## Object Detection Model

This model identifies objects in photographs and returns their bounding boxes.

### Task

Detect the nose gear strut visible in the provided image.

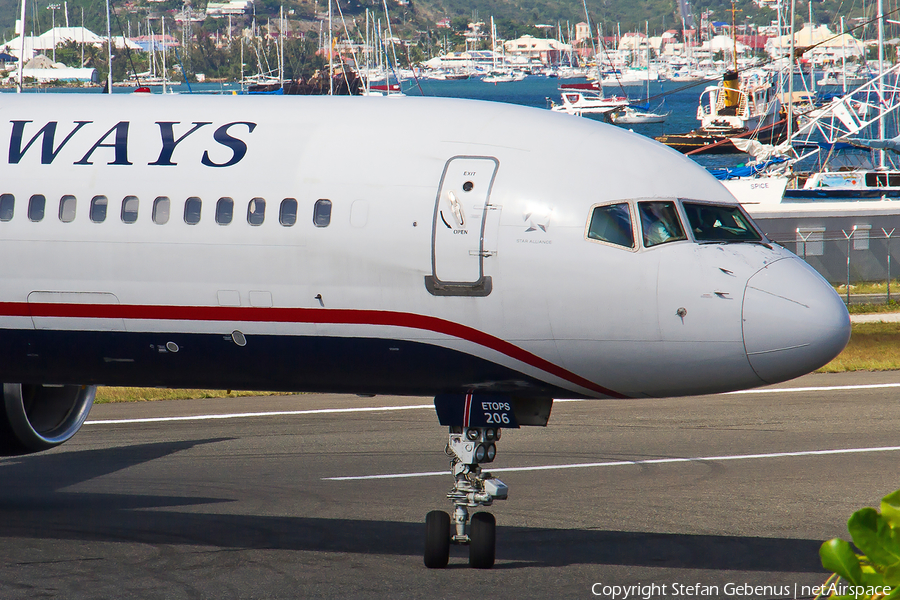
[424,394,552,569]
[424,426,507,569]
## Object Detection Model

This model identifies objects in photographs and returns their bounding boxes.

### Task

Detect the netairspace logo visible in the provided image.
[590,582,895,599]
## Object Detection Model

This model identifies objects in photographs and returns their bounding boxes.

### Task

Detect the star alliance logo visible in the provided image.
[523,209,553,233]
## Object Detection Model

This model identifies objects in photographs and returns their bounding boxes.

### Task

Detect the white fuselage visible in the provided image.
[0,94,849,400]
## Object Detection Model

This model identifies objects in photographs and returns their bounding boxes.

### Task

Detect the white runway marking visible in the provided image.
[728,382,900,394]
[323,445,900,481]
[85,404,434,425]
[83,382,900,425]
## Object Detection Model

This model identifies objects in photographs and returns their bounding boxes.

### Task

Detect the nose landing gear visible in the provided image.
[424,394,552,569]
[423,425,507,569]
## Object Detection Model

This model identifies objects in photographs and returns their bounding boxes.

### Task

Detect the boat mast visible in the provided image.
[365,8,370,94]
[645,20,650,104]
[17,0,26,92]
[491,16,495,72]
[162,17,167,93]
[580,0,596,76]
[878,0,885,168]
[279,5,283,85]
[776,0,782,97]
[106,0,112,94]
[148,15,154,78]
[787,0,796,144]
[841,16,847,94]
[381,0,401,89]
[328,0,333,95]
[729,1,739,72]
[809,1,815,97]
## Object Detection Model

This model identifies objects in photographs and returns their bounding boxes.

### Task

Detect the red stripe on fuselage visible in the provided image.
[0,302,626,398]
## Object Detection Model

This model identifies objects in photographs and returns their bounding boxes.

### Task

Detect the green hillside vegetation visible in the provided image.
[0,0,890,82]
[2,0,883,45]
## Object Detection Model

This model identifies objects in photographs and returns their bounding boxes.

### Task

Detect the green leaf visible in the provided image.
[884,563,900,587]
[883,491,900,529]
[861,570,887,588]
[849,508,900,569]
[821,538,864,585]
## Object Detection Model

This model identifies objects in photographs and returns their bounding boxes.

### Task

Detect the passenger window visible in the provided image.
[59,195,77,223]
[638,201,686,248]
[152,196,170,224]
[587,203,634,249]
[184,197,202,225]
[28,194,46,222]
[216,197,233,225]
[280,198,298,226]
[121,196,139,224]
[682,201,762,242]
[0,194,14,221]
[247,197,265,226]
[313,199,332,227]
[90,195,108,223]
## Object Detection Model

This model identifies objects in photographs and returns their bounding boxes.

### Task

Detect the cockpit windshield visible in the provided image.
[682,202,762,242]
[638,201,687,247]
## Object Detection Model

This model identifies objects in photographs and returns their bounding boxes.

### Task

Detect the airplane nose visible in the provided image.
[743,257,851,384]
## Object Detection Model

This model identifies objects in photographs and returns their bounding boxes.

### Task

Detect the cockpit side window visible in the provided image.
[638,201,686,248]
[587,203,634,249]
[682,201,762,242]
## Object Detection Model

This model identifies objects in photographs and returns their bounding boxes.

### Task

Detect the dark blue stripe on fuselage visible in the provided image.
[0,329,576,398]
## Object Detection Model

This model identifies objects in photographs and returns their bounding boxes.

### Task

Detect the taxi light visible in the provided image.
[475,444,487,462]
[486,444,496,462]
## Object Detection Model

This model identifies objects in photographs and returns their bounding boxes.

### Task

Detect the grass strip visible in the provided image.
[95,388,294,404]
[819,322,900,372]
[848,302,900,314]
[835,280,900,295]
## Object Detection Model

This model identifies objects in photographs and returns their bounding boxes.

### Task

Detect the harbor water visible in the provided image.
[3,77,732,168]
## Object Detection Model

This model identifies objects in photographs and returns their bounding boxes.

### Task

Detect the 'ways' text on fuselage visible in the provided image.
[7,120,257,168]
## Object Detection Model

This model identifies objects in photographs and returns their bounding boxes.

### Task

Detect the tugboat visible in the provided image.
[656,70,788,154]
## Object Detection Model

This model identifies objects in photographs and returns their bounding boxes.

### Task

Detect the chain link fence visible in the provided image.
[766,226,899,304]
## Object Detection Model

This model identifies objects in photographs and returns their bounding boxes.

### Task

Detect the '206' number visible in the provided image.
[485,412,510,424]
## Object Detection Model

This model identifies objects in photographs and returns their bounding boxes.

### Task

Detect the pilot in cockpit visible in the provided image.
[639,201,685,247]
[692,205,722,237]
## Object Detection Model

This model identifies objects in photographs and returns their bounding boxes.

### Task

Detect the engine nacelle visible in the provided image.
[0,384,96,456]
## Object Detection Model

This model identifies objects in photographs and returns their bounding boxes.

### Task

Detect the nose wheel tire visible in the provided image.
[468,511,496,569]
[424,510,451,568]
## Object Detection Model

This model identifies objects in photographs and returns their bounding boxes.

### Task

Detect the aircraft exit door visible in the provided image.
[426,156,499,297]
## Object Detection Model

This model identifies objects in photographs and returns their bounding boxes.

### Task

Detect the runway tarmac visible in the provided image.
[2,371,900,599]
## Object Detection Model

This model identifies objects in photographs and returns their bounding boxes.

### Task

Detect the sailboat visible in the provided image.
[609,22,669,125]
[610,106,669,124]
